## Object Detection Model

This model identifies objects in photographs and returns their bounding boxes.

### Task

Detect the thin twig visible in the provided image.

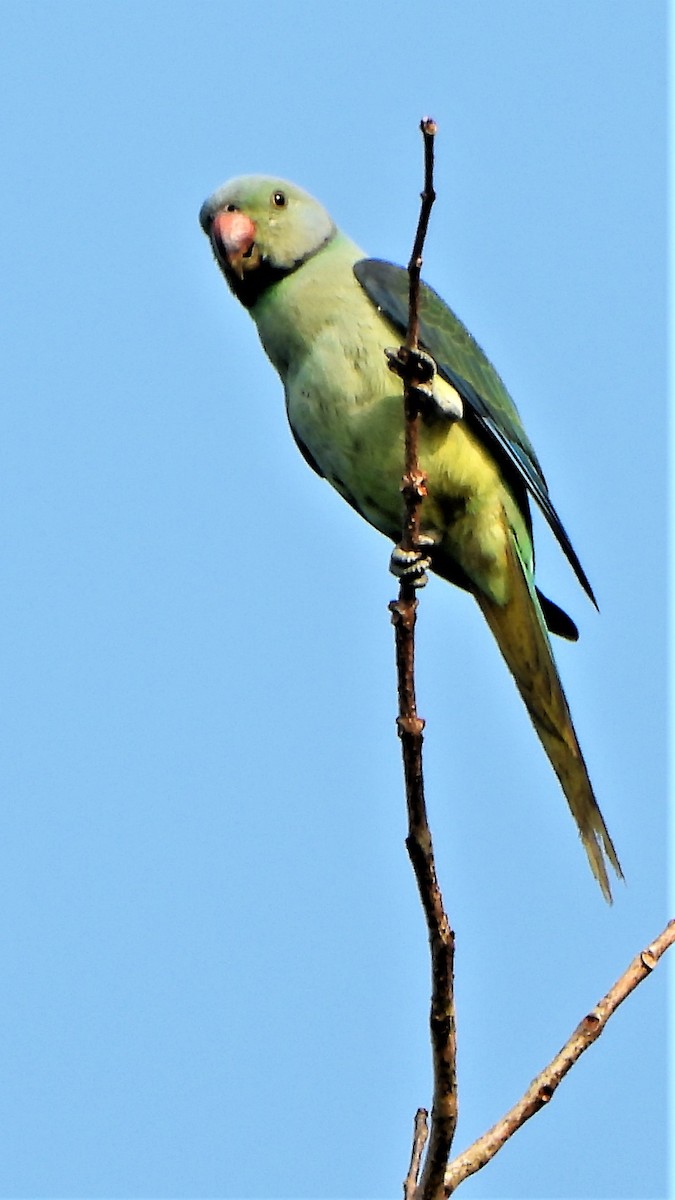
[444,919,675,1194]
[390,117,457,1200]
[403,1109,429,1200]
[406,122,437,354]
[400,118,437,565]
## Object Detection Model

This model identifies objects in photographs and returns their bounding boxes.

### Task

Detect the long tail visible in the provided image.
[475,533,623,901]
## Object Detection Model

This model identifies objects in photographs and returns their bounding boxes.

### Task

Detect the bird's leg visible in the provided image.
[390,532,436,588]
[385,346,439,588]
[386,343,447,587]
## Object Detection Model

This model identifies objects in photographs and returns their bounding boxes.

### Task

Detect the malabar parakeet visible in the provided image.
[199,175,621,900]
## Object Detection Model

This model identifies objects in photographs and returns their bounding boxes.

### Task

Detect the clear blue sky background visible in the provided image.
[0,2,669,1198]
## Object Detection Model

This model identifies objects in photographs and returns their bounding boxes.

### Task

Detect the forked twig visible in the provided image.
[444,919,675,1192]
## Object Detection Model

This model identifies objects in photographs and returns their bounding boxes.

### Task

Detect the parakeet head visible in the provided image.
[199,175,336,308]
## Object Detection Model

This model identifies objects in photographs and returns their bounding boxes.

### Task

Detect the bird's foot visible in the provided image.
[385,346,436,404]
[385,345,461,420]
[390,534,436,588]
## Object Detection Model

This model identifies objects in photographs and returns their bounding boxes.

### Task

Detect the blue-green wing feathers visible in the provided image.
[353,258,596,609]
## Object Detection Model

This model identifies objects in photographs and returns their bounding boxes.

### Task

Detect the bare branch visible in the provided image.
[390,117,457,1200]
[444,919,675,1193]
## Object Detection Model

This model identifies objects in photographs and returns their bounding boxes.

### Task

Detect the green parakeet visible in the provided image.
[199,175,621,900]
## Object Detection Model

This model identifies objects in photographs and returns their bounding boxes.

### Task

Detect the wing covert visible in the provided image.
[354,258,596,607]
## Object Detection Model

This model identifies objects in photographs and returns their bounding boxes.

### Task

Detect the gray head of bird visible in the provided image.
[199,175,336,308]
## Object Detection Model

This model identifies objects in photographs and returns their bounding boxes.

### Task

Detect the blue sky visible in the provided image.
[0,2,669,1198]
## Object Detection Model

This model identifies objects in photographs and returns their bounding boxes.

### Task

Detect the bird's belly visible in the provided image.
[287,356,512,600]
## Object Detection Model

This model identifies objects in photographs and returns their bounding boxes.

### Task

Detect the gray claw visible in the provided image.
[390,544,433,586]
[385,346,436,385]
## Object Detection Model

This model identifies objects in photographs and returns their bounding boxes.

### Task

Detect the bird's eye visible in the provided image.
[272,191,287,208]
[225,203,238,213]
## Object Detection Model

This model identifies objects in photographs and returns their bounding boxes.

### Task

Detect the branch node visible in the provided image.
[389,597,418,627]
[401,469,428,501]
[397,715,425,738]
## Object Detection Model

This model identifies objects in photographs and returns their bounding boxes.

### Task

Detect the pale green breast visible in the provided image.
[254,235,407,527]
[252,234,527,602]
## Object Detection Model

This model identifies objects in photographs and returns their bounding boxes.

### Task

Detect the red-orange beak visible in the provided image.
[210,210,257,279]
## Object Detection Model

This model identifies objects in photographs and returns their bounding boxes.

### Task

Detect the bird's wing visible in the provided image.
[354,258,596,607]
